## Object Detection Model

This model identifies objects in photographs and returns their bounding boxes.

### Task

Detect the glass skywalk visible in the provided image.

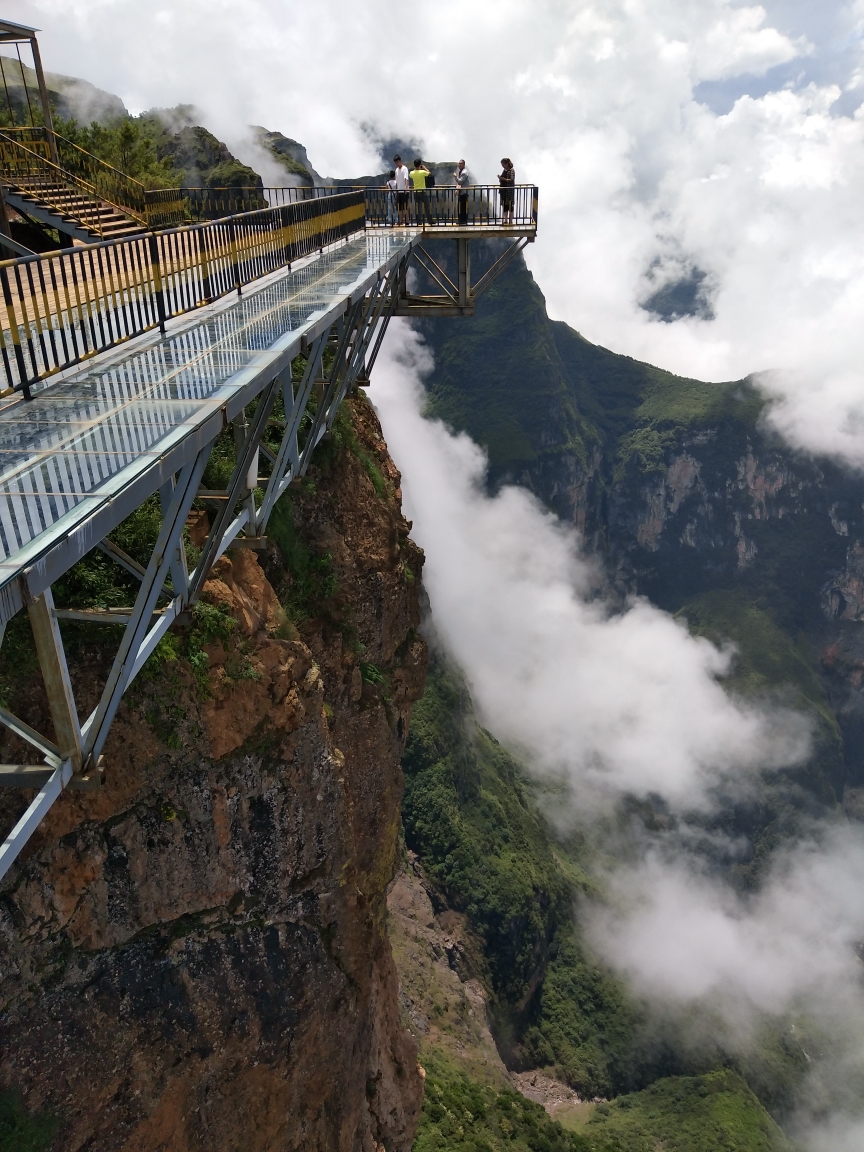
[0,231,414,599]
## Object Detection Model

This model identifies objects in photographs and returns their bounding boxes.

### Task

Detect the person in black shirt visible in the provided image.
[454,159,469,225]
[498,158,515,225]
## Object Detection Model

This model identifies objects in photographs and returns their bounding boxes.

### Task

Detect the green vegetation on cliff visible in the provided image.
[404,657,805,1150]
[584,1071,791,1152]
[0,1092,56,1152]
[415,1056,592,1152]
[408,246,841,1148]
[418,246,759,487]
[403,653,639,1098]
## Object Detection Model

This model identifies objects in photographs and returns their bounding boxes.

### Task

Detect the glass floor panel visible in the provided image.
[0,231,413,569]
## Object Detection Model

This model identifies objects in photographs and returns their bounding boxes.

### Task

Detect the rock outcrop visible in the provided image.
[0,394,426,1151]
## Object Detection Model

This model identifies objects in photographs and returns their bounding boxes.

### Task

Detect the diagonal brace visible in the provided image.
[27,589,83,771]
[189,377,282,602]
[257,333,327,531]
[83,443,214,765]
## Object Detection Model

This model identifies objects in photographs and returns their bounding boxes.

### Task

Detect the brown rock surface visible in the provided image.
[0,394,426,1151]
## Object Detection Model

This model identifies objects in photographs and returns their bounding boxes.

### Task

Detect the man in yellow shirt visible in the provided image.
[410,158,433,225]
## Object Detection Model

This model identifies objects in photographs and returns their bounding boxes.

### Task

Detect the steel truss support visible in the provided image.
[0,256,408,881]
[394,235,532,317]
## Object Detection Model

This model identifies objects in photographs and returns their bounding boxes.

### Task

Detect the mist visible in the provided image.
[372,323,864,1146]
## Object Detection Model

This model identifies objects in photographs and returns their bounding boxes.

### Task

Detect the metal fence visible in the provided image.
[364,184,538,229]
[0,189,365,397]
[183,185,352,222]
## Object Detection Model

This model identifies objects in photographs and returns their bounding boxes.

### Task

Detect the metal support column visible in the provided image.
[457,238,471,309]
[188,379,282,601]
[159,478,191,601]
[28,35,57,162]
[27,589,83,771]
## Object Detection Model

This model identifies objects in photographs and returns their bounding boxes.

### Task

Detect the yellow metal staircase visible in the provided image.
[0,127,184,242]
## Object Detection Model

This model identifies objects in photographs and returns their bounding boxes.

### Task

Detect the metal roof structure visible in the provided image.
[0,19,40,39]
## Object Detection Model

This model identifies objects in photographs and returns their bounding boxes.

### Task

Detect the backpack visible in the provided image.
[426,171,435,188]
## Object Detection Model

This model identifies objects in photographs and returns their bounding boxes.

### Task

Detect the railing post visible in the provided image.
[0,263,30,399]
[457,238,471,309]
[147,232,167,334]
[229,217,241,296]
[29,37,58,162]
[199,226,213,304]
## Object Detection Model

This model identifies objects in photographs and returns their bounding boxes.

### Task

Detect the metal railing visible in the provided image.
[364,183,538,229]
[0,189,365,396]
[0,127,186,230]
[183,185,351,222]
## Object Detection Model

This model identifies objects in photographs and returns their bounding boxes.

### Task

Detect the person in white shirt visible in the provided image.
[454,159,469,225]
[393,155,410,225]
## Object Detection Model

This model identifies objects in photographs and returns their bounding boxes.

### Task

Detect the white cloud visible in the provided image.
[15,0,864,466]
[373,323,808,814]
[588,833,864,1013]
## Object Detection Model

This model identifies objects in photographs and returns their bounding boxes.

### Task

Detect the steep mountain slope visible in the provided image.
[395,239,864,1146]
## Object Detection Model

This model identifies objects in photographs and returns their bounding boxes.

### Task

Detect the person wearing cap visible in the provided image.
[498,158,515,225]
[393,156,410,225]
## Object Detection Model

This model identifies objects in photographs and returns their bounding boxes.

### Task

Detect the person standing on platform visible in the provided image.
[384,169,398,226]
[410,158,433,225]
[454,159,469,225]
[498,157,515,225]
[393,155,410,225]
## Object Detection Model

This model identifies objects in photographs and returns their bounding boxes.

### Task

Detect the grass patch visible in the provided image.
[187,600,236,695]
[266,493,340,625]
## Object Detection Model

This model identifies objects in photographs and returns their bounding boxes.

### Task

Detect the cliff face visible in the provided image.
[0,395,426,1152]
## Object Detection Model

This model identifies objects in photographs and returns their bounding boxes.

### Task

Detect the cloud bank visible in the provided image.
[373,323,807,813]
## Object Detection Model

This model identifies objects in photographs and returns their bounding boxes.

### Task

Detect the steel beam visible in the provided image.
[188,378,282,602]
[256,333,326,529]
[27,589,83,772]
[458,239,471,309]
[82,443,215,766]
[0,704,61,766]
[0,765,54,787]
[159,478,191,600]
[0,761,72,878]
